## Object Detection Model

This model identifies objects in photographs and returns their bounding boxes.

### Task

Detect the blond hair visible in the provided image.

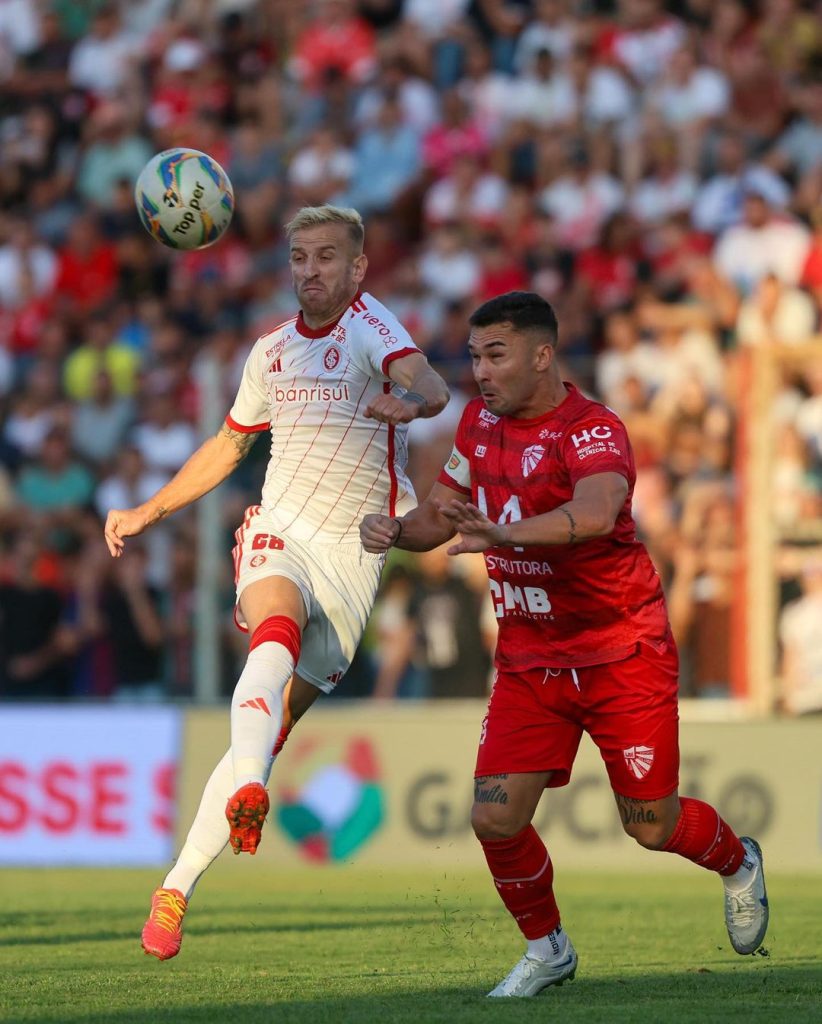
[284,205,364,251]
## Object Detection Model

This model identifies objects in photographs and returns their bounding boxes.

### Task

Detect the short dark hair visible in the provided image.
[469,291,559,347]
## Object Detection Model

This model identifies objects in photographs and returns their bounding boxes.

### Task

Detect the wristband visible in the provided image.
[403,391,427,408]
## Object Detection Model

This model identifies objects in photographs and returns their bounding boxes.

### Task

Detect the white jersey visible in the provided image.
[227,291,420,543]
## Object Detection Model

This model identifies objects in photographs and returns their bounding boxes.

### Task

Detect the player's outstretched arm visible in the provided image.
[440,472,630,554]
[104,423,260,557]
[360,482,466,553]
[364,352,449,424]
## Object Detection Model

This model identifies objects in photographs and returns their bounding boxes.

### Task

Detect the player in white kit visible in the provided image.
[103,206,449,960]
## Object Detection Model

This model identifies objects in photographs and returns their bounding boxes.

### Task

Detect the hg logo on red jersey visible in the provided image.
[571,425,612,447]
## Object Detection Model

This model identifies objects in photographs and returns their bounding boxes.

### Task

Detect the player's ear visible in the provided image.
[534,342,554,371]
[353,252,368,283]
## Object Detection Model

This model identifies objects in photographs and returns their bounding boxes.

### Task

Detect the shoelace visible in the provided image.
[500,955,556,993]
[151,891,186,933]
[726,890,757,927]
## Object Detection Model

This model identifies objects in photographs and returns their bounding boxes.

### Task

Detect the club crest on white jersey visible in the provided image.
[623,745,654,780]
[521,444,546,477]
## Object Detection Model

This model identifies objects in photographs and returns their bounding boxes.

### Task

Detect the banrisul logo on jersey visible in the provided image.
[275,736,384,862]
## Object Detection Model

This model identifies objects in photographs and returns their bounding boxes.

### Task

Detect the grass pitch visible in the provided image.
[1,865,820,1024]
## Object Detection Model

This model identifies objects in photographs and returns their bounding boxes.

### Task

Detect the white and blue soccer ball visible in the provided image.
[135,148,234,251]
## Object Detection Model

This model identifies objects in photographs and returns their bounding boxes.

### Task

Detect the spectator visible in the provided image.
[70,369,135,467]
[692,131,790,236]
[0,534,69,700]
[779,555,822,715]
[15,427,94,516]
[713,188,811,295]
[538,141,625,252]
[735,274,817,347]
[342,95,422,215]
[667,485,737,698]
[514,0,574,71]
[131,391,198,477]
[408,544,493,697]
[102,545,166,701]
[3,361,67,460]
[289,0,376,92]
[54,214,119,318]
[0,218,57,311]
[768,77,822,181]
[63,309,140,402]
[422,87,487,178]
[75,100,153,210]
[597,0,686,89]
[418,223,480,303]
[630,132,697,226]
[67,4,135,100]
[424,151,508,227]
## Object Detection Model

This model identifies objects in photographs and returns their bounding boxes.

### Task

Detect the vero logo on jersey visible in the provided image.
[623,745,654,780]
[479,409,499,428]
[521,444,545,477]
[571,425,612,447]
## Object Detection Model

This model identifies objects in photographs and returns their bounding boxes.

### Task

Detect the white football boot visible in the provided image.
[487,930,577,998]
[723,836,769,955]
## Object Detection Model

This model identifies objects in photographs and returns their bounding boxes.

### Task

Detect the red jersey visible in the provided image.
[438,384,669,672]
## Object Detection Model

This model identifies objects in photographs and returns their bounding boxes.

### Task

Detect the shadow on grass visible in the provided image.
[0,912,448,948]
[10,966,822,1024]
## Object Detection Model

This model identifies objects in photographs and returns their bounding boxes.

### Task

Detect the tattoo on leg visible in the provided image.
[616,793,657,826]
[559,507,577,544]
[474,776,509,804]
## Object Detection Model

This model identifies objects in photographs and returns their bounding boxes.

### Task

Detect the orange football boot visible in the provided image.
[225,782,270,854]
[141,887,188,960]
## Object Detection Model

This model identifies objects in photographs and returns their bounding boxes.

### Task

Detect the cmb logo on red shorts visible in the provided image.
[623,745,654,780]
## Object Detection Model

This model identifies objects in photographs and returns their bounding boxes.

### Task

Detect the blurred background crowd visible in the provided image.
[0,0,820,709]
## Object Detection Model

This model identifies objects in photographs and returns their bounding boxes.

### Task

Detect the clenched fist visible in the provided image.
[360,513,401,553]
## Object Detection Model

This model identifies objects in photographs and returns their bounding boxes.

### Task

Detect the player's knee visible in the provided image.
[471,802,526,841]
[622,818,672,850]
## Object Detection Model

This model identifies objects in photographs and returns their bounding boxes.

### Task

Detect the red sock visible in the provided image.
[271,724,289,757]
[479,825,560,939]
[662,797,745,875]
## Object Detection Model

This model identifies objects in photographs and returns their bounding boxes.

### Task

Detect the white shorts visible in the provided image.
[232,506,384,693]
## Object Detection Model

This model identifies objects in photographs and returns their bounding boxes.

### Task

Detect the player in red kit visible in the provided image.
[360,292,768,997]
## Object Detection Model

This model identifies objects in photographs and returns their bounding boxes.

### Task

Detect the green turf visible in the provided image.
[0,866,819,1023]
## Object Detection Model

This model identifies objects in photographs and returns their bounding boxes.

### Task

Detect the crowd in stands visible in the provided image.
[0,0,820,709]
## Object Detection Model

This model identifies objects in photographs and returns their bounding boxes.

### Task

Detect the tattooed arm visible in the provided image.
[103,423,263,557]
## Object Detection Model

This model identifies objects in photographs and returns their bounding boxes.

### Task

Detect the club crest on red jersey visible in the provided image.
[521,444,546,477]
[623,745,654,780]
[323,345,342,371]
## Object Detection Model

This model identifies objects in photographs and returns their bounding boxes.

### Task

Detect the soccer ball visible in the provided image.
[135,148,234,251]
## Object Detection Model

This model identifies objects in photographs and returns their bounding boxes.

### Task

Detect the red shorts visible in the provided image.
[475,637,680,800]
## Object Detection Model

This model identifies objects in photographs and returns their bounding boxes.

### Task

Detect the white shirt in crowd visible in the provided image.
[539,173,625,251]
[713,217,811,294]
[651,67,730,127]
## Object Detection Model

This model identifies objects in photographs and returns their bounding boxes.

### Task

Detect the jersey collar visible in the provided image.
[295,290,363,339]
[503,382,582,427]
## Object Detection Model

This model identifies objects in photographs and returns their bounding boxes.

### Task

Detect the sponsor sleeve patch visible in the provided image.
[442,445,471,489]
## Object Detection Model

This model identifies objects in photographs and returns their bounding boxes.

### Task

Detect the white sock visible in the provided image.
[163,749,233,899]
[527,925,566,962]
[162,734,290,901]
[230,639,295,788]
[723,851,756,893]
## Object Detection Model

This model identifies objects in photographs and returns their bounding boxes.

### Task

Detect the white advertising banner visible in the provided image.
[0,706,181,866]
